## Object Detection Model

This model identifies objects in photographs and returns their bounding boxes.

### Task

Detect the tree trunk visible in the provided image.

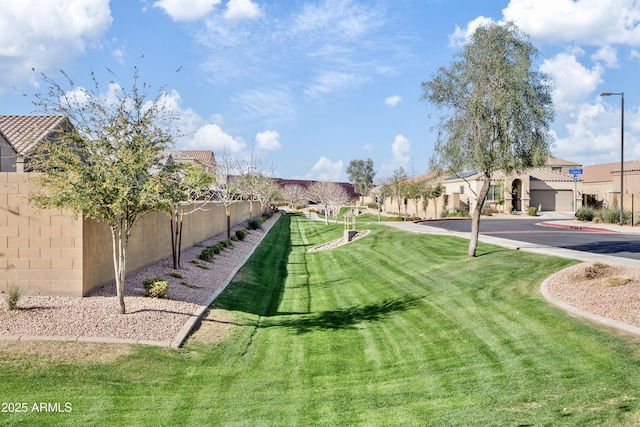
[226,205,231,240]
[468,175,492,258]
[110,222,128,314]
[324,204,329,225]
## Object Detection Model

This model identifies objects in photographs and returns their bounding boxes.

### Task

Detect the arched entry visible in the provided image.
[511,179,522,211]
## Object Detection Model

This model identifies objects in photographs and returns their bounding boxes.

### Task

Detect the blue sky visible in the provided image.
[0,0,638,181]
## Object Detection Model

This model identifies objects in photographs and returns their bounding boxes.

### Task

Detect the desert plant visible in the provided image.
[583,262,609,279]
[199,247,215,262]
[602,276,632,288]
[575,206,596,222]
[168,272,183,279]
[247,218,262,230]
[5,286,22,311]
[527,207,537,216]
[235,229,247,241]
[597,206,631,224]
[142,277,169,298]
[180,281,201,289]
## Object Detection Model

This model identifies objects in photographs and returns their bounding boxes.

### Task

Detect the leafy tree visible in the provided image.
[346,159,376,205]
[388,167,408,217]
[426,182,445,219]
[421,22,554,257]
[30,69,179,314]
[405,178,427,218]
[305,181,349,225]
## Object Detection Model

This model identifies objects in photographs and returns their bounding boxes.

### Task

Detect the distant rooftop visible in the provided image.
[0,115,66,155]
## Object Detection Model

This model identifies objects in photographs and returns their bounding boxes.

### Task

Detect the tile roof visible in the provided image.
[178,150,216,165]
[0,115,66,155]
[582,161,640,183]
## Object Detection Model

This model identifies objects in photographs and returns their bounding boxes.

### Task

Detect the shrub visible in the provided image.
[220,239,232,248]
[527,207,537,216]
[212,243,223,254]
[168,271,183,279]
[583,261,609,279]
[597,206,631,224]
[247,218,262,230]
[5,286,22,311]
[142,277,169,298]
[235,229,247,241]
[575,206,596,222]
[199,247,215,262]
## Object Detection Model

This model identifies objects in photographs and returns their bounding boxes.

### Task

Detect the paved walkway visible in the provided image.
[381,212,640,338]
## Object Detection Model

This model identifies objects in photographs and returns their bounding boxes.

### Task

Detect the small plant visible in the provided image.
[168,271,183,279]
[597,206,631,224]
[199,247,215,262]
[247,218,262,230]
[220,239,232,248]
[235,229,247,241]
[575,206,596,222]
[142,277,169,298]
[190,260,211,270]
[5,286,22,311]
[230,235,238,241]
[583,262,609,279]
[180,281,201,289]
[527,207,537,216]
[602,276,632,288]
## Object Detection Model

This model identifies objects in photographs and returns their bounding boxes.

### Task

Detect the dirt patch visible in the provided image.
[0,341,132,366]
[186,308,242,346]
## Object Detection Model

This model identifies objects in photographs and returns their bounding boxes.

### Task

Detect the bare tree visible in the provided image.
[305,181,349,225]
[280,184,305,209]
[213,154,243,240]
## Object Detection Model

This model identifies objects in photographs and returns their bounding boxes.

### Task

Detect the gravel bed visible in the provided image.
[545,261,640,329]
[0,214,280,343]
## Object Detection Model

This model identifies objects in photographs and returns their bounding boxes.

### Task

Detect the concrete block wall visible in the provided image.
[1,172,262,296]
[0,173,84,296]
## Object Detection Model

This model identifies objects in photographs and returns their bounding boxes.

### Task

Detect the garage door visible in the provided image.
[530,190,573,211]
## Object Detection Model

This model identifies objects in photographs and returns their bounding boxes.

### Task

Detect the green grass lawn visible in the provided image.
[3,213,640,426]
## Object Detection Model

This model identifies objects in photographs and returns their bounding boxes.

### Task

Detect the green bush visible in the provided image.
[527,207,537,216]
[199,246,215,261]
[220,239,232,248]
[597,206,631,224]
[142,277,169,298]
[575,206,596,222]
[5,286,22,311]
[247,218,262,230]
[235,229,247,241]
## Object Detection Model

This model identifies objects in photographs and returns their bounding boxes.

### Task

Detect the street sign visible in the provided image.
[573,173,579,180]
[569,168,583,175]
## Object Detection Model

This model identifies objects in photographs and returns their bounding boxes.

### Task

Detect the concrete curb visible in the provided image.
[0,213,281,349]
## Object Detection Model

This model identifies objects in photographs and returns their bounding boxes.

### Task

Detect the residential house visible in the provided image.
[582,161,640,209]
[0,115,67,172]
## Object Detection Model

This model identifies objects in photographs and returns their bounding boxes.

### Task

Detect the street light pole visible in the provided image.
[600,92,625,226]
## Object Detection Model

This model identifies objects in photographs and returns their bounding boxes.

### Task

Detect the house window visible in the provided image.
[551,167,562,172]
[459,185,464,195]
[487,185,501,201]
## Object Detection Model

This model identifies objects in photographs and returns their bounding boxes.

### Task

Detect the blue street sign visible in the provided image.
[569,168,583,174]
[573,173,579,180]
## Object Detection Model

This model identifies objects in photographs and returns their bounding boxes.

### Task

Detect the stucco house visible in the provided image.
[0,115,68,172]
[439,157,583,214]
[582,160,640,209]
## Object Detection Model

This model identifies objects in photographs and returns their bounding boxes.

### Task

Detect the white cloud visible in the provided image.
[502,0,640,46]
[449,16,494,47]
[231,87,298,123]
[255,130,282,151]
[379,134,411,176]
[591,45,619,68]
[0,0,112,92]
[223,0,262,21]
[304,156,343,181]
[153,0,220,22]
[540,52,604,112]
[364,144,375,152]
[385,95,402,107]
[187,124,247,153]
[305,71,370,100]
[391,134,411,164]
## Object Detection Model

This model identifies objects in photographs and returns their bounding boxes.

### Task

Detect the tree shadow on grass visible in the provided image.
[265,295,421,335]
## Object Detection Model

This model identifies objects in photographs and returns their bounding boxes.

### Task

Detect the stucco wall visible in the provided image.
[1,172,260,296]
